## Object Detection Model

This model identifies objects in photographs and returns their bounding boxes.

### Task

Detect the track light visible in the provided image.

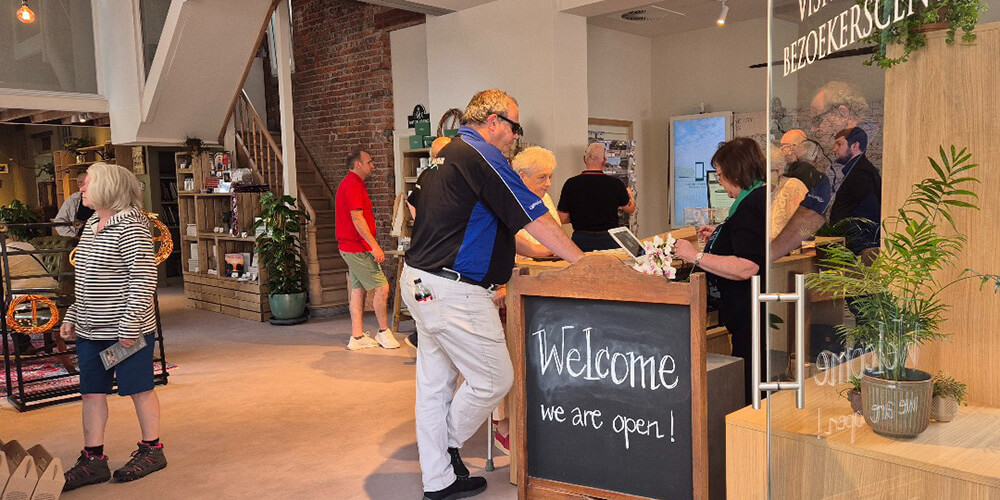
[16,0,35,24]
[716,1,729,26]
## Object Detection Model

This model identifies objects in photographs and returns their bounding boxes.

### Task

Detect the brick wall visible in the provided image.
[288,0,424,280]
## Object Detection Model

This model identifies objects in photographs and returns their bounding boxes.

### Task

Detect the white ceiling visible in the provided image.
[363,0,771,37]
[584,0,769,38]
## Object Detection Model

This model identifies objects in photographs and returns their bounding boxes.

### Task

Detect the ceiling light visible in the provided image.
[16,0,35,24]
[716,1,729,26]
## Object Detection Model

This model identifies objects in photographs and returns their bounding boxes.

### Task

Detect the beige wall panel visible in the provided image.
[883,22,1000,406]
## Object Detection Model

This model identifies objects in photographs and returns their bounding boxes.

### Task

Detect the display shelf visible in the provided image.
[176,149,268,321]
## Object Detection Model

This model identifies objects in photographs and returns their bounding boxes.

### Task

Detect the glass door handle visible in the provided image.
[751,274,806,410]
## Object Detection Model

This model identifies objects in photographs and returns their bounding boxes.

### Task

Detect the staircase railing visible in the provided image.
[233,90,283,194]
[231,90,323,307]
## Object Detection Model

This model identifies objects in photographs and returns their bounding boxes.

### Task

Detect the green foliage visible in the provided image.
[839,374,863,401]
[860,0,987,68]
[62,136,92,154]
[807,146,999,381]
[184,137,204,154]
[252,192,310,296]
[932,372,968,405]
[0,200,41,241]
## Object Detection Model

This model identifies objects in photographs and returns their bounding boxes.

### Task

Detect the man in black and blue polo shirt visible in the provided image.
[402,89,583,500]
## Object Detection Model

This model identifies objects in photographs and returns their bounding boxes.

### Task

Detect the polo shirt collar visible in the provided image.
[348,170,365,183]
[458,126,504,157]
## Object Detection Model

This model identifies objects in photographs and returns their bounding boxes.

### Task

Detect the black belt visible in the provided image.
[424,268,498,291]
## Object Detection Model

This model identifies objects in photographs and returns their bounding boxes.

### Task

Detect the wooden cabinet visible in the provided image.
[175,151,271,321]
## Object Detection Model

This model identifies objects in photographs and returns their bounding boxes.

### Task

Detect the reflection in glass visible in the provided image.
[0,0,97,93]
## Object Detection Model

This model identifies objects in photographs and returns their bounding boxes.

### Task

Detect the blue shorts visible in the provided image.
[76,334,155,396]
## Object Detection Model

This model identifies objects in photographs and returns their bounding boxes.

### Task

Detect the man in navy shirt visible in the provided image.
[829,127,881,256]
[402,89,583,500]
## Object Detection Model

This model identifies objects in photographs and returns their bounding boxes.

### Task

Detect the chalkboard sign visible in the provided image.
[510,255,708,500]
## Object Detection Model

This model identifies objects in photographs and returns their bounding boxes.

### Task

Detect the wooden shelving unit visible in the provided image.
[175,151,271,321]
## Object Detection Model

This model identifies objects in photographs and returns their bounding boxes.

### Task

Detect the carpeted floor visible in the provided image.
[0,286,515,499]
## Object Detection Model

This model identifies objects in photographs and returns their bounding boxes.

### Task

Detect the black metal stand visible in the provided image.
[1,221,169,411]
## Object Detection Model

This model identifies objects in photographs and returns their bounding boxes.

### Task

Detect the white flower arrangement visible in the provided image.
[632,234,678,279]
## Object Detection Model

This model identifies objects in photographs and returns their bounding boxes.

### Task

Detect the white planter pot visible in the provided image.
[931,395,959,422]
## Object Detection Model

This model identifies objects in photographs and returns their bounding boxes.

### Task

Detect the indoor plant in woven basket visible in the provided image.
[931,372,967,422]
[808,146,998,438]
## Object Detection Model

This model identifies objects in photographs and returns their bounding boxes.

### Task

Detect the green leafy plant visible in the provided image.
[35,161,54,179]
[62,137,92,154]
[932,372,968,405]
[839,374,863,400]
[0,199,42,241]
[252,192,310,295]
[185,137,204,155]
[861,0,987,68]
[807,146,999,381]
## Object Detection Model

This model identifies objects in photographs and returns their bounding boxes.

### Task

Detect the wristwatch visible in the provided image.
[694,252,705,268]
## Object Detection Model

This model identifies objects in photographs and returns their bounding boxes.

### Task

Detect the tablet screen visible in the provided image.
[608,227,646,260]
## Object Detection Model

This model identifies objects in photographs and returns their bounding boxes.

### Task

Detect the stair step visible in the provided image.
[321,287,350,304]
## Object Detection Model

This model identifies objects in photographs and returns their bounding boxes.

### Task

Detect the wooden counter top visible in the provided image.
[726,356,1000,490]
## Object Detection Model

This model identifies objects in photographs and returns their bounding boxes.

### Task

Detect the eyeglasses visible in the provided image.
[495,114,523,136]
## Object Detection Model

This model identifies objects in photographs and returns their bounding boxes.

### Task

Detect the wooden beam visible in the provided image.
[30,110,75,123]
[0,108,40,121]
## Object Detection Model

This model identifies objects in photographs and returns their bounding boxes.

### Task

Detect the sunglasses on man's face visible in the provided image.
[495,114,523,136]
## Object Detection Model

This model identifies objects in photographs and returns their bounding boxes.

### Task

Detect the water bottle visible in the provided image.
[414,278,433,302]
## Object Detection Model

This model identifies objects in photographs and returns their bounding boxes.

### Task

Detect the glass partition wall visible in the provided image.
[761,0,887,495]
[0,0,97,94]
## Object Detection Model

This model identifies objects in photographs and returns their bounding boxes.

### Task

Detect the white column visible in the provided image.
[272,0,296,196]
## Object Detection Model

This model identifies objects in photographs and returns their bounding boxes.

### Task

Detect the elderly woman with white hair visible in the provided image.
[59,162,165,491]
[511,146,561,257]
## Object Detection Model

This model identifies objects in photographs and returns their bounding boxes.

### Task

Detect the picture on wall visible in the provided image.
[0,163,8,174]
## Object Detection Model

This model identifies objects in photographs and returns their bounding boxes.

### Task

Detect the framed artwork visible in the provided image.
[131,146,146,174]
[0,163,9,174]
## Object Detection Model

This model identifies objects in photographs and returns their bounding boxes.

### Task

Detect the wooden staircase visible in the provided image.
[293,137,351,310]
[231,90,349,312]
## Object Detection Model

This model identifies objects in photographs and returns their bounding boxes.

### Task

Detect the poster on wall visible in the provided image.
[669,112,732,224]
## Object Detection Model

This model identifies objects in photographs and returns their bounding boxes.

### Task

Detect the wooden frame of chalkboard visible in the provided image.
[508,255,708,500]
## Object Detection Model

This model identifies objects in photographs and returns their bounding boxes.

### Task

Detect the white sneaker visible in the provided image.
[347,333,380,351]
[375,328,401,349]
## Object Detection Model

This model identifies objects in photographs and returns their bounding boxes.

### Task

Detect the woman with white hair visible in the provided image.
[59,162,165,491]
[511,146,560,257]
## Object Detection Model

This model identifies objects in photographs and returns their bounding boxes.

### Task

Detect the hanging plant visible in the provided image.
[860,0,987,68]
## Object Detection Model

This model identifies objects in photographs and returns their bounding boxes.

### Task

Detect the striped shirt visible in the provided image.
[64,206,158,340]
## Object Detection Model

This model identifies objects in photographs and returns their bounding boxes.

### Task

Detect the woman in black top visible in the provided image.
[675,138,767,405]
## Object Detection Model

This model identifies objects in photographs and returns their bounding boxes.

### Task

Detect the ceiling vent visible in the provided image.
[610,4,685,23]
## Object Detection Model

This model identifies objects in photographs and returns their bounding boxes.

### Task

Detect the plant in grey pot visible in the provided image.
[253,192,310,321]
[839,374,863,415]
[931,372,967,422]
[808,146,999,438]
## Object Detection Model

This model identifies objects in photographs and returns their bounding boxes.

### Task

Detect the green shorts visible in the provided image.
[340,250,389,290]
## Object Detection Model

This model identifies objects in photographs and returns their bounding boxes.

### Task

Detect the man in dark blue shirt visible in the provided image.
[829,127,881,256]
[403,89,583,500]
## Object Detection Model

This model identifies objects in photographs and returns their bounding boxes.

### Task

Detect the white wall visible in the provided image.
[390,25,430,133]
[647,17,800,229]
[587,24,653,234]
[243,57,269,126]
[425,0,589,196]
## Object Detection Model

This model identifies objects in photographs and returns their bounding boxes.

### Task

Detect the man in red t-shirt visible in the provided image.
[335,149,399,350]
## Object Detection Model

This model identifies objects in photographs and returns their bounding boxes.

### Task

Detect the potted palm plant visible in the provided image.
[808,146,999,438]
[253,192,310,322]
